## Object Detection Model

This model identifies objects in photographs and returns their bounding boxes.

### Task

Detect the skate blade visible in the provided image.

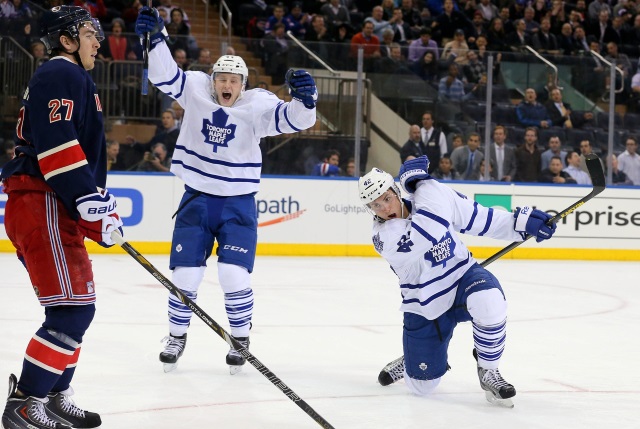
[163,362,178,373]
[229,365,244,375]
[484,391,514,408]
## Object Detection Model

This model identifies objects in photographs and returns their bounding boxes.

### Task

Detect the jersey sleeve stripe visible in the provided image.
[416,208,450,228]
[275,102,283,133]
[460,201,479,233]
[172,72,187,99]
[155,67,182,87]
[411,221,438,245]
[38,140,88,179]
[478,207,493,236]
[283,105,302,132]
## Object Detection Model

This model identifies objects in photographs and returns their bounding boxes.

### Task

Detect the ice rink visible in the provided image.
[1,252,638,429]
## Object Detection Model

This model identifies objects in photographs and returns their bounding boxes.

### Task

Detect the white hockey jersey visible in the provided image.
[148,42,316,196]
[372,178,524,320]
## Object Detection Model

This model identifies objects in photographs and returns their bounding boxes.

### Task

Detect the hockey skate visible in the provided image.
[2,374,71,429]
[378,356,405,386]
[473,349,516,408]
[45,387,101,428]
[159,333,187,373]
[226,337,249,375]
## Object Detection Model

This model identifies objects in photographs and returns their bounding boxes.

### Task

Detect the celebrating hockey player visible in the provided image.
[1,6,123,429]
[134,7,317,374]
[358,156,556,407]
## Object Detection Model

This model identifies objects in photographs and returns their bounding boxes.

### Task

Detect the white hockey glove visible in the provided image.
[513,206,556,242]
[76,190,124,248]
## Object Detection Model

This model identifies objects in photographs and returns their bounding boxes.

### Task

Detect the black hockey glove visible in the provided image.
[285,69,318,109]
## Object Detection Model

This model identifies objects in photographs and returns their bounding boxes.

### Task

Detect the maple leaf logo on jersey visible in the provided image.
[201,109,237,153]
[373,232,384,253]
[424,232,456,267]
[396,232,413,253]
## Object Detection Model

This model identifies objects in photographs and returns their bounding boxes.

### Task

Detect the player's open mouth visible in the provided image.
[222,91,232,100]
[388,213,397,219]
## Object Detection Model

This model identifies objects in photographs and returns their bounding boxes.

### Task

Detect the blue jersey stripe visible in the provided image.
[174,145,262,167]
[400,254,470,290]
[155,67,182,87]
[416,209,450,228]
[275,102,283,134]
[283,105,302,132]
[411,221,438,245]
[172,160,260,183]
[460,201,479,233]
[478,207,493,236]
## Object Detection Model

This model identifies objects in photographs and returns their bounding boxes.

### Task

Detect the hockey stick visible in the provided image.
[378,153,606,384]
[110,232,336,429]
[141,0,151,95]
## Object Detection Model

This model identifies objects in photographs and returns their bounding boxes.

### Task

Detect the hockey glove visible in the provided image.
[513,206,556,243]
[285,69,318,109]
[76,190,124,248]
[135,7,167,50]
[399,155,431,194]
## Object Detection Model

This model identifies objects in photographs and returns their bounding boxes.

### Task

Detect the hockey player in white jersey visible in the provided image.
[135,8,317,374]
[358,156,556,407]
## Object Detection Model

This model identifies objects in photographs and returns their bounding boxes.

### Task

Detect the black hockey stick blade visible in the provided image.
[110,232,336,429]
[378,154,606,386]
[481,153,606,266]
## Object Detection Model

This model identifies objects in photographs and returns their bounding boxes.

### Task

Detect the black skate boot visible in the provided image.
[2,374,71,429]
[159,334,187,373]
[378,356,405,386]
[226,337,249,375]
[473,349,516,408]
[45,387,101,428]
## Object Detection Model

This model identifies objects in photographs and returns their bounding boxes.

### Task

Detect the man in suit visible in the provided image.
[487,125,516,181]
[420,111,448,171]
[400,124,426,163]
[450,132,484,180]
[544,88,594,128]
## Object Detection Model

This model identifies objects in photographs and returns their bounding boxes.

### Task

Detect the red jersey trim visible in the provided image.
[38,140,88,180]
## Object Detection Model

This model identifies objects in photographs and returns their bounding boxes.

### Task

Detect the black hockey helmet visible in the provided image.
[39,6,104,53]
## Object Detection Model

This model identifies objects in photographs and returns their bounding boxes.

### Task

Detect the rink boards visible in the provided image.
[0,172,638,261]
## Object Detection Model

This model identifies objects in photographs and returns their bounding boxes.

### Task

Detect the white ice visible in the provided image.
[1,253,639,429]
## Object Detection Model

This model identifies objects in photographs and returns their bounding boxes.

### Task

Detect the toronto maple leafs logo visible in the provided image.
[424,232,456,267]
[201,109,237,153]
[372,232,384,253]
[397,232,414,253]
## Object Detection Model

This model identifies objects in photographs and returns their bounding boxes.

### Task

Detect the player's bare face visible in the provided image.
[77,24,101,71]
[214,73,243,107]
[369,190,407,220]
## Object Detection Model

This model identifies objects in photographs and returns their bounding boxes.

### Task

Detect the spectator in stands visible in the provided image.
[321,0,351,33]
[489,125,516,182]
[30,40,48,67]
[468,10,487,46]
[572,25,590,53]
[588,0,610,21]
[365,5,395,39]
[0,0,16,23]
[486,17,509,52]
[451,133,464,151]
[166,23,190,57]
[589,9,614,45]
[407,26,439,62]
[516,88,551,128]
[401,0,424,39]
[190,47,212,73]
[605,41,632,97]
[312,149,341,176]
[171,100,184,129]
[379,28,395,57]
[558,23,576,56]
[261,23,290,85]
[541,135,568,170]
[578,139,605,173]
[170,7,191,36]
[0,140,15,168]
[545,88,594,129]
[400,124,426,163]
[157,0,189,24]
[284,1,310,39]
[514,127,542,182]
[376,43,411,74]
[478,158,497,181]
[431,155,461,180]
[462,50,486,83]
[505,18,530,52]
[420,111,449,169]
[172,47,189,70]
[474,34,501,78]
[137,142,171,173]
[476,0,499,22]
[350,21,380,65]
[264,4,287,35]
[411,50,439,83]
[431,0,471,45]
[127,109,180,161]
[98,18,137,62]
[307,14,332,45]
[609,153,633,185]
[442,28,470,65]
[618,136,640,184]
[390,7,411,45]
[344,157,356,177]
[629,68,640,112]
[549,0,567,29]
[381,0,395,20]
[11,0,32,21]
[538,156,577,184]
[622,14,640,51]
[438,63,475,102]
[450,132,484,180]
[74,0,106,19]
[106,140,121,171]
[532,17,561,55]
[522,6,539,35]
[563,150,592,184]
[331,22,352,69]
[499,6,515,34]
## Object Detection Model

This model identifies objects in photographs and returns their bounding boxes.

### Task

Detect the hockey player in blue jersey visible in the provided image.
[1,6,122,429]
[358,156,556,407]
[135,7,317,374]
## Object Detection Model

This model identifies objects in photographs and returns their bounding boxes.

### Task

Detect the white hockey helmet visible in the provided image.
[358,167,400,206]
[212,55,248,90]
